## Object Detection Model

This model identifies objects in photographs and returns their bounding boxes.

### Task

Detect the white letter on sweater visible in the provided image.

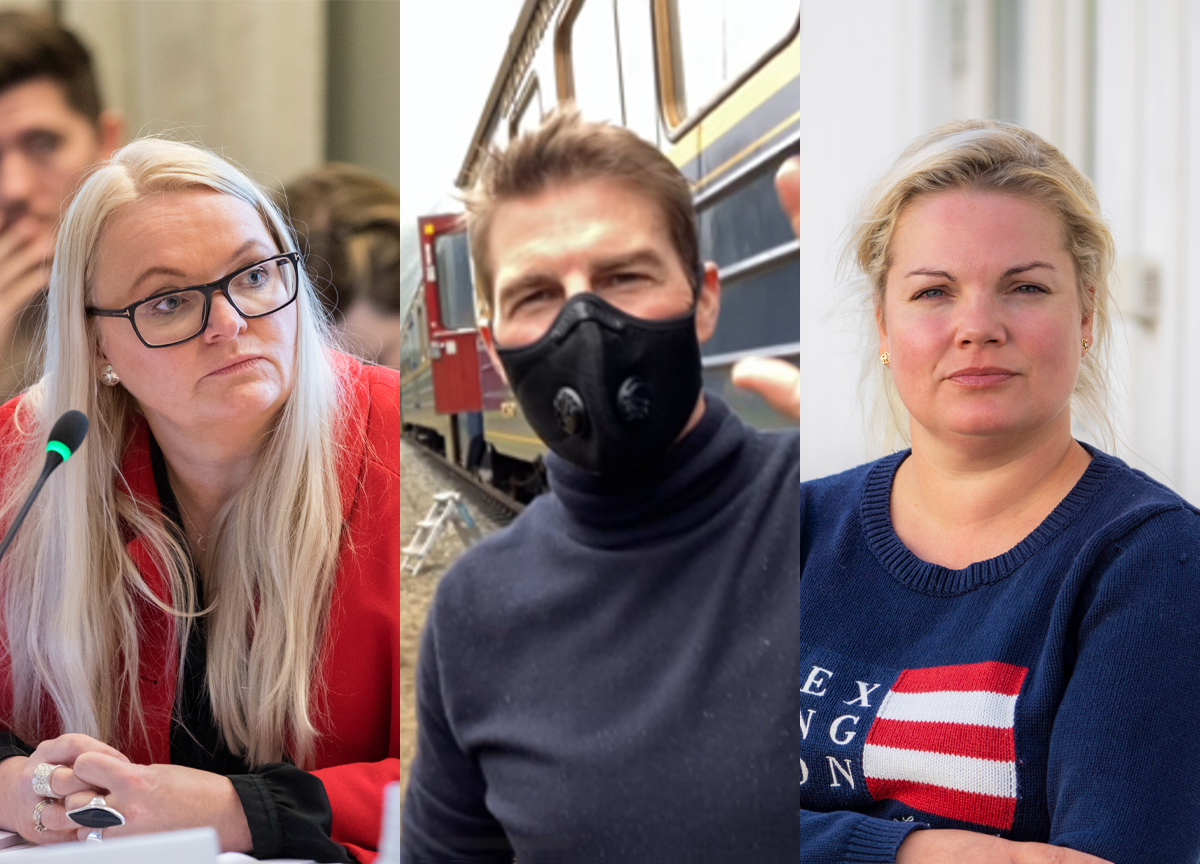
[798,708,816,739]
[828,757,855,788]
[844,681,881,707]
[801,666,833,696]
[830,714,860,745]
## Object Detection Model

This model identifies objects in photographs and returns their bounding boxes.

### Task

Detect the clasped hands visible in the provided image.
[1,733,250,850]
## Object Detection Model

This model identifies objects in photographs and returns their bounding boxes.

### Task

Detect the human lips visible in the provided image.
[206,355,264,377]
[946,366,1017,387]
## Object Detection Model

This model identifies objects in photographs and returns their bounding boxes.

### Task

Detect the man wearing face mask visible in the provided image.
[402,110,806,862]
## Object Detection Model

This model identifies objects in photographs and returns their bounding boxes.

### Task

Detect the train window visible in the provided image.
[434,231,477,331]
[698,154,797,268]
[509,77,544,141]
[614,0,662,146]
[655,0,800,132]
[399,317,421,375]
[700,255,800,358]
[555,0,625,125]
[489,122,507,156]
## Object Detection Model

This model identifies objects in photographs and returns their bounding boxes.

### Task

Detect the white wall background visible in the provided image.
[801,0,1200,504]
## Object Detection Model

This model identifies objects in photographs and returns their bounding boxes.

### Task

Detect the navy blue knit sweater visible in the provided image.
[795,442,1200,862]
[402,396,1200,863]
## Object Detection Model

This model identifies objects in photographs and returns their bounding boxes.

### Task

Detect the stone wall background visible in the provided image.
[1,0,398,190]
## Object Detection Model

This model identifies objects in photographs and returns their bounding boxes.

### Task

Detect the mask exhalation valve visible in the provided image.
[617,377,653,424]
[553,387,588,436]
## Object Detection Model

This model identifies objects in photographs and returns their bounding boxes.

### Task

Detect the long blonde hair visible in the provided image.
[0,138,345,767]
[844,120,1117,453]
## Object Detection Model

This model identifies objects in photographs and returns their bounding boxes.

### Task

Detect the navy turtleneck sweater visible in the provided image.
[403,396,853,862]
[402,396,1200,863]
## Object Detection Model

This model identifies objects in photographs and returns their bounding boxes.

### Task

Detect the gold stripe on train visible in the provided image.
[695,108,800,194]
[483,430,545,447]
[666,37,800,176]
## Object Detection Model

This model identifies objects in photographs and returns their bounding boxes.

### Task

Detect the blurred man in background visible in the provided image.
[282,163,403,368]
[0,9,122,399]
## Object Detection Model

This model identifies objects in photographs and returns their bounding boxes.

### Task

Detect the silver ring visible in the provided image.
[32,798,48,833]
[86,828,102,842]
[31,762,62,799]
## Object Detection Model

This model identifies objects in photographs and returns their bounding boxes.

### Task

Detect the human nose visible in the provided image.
[955,290,1006,347]
[562,271,592,299]
[203,290,248,341]
[0,152,34,207]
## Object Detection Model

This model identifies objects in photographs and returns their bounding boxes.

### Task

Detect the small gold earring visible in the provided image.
[880,351,890,367]
[99,365,120,386]
[1082,338,1090,354]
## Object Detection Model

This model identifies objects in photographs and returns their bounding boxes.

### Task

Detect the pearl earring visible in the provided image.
[100,365,120,386]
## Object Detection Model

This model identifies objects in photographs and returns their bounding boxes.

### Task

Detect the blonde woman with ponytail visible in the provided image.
[0,138,400,861]
[734,123,1199,862]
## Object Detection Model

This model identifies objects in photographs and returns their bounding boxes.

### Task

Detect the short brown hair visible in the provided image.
[282,163,401,320]
[0,9,103,125]
[466,107,698,315]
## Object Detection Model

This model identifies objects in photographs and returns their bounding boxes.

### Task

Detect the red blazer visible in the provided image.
[0,356,400,862]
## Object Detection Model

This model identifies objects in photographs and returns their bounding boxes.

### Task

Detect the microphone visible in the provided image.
[44,409,89,469]
[0,410,89,565]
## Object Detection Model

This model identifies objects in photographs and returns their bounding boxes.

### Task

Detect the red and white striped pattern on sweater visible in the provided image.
[862,661,1028,830]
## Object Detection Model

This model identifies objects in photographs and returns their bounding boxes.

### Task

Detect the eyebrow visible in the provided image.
[1001,261,1056,279]
[129,239,271,293]
[497,272,555,299]
[592,250,669,273]
[904,261,1057,281]
[18,128,64,143]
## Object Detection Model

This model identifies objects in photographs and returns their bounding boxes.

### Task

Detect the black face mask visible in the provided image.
[496,293,703,480]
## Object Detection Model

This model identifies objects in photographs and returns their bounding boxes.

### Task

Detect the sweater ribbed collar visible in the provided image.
[545,394,750,544]
[861,442,1115,596]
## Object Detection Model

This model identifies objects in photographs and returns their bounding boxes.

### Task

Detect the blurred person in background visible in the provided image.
[0,138,399,861]
[0,9,122,400]
[282,164,402,368]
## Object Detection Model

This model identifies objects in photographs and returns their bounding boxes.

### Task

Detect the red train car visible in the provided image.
[399,214,546,501]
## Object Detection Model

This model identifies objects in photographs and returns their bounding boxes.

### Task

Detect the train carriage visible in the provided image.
[400,0,800,500]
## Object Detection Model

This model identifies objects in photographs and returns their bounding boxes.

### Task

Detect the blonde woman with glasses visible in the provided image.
[735,125,1199,863]
[0,138,399,862]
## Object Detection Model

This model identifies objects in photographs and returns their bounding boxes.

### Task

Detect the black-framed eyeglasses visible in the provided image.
[85,252,300,348]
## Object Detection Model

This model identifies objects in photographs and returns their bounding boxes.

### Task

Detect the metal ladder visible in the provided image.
[402,491,482,575]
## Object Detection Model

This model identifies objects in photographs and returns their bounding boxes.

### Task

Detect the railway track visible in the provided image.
[397,437,529,803]
[402,433,524,528]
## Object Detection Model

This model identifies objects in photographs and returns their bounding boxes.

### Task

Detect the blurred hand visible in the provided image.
[732,356,800,420]
[776,155,799,238]
[0,733,127,844]
[66,753,252,852]
[896,829,1114,864]
[0,216,54,325]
